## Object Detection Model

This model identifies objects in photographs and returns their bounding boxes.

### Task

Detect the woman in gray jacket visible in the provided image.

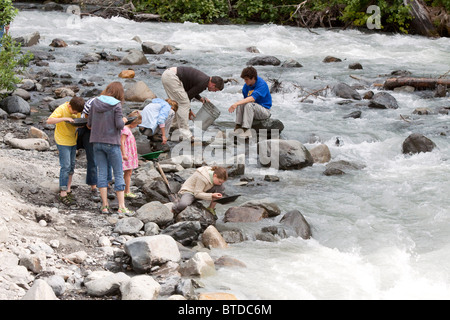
[87,82,132,215]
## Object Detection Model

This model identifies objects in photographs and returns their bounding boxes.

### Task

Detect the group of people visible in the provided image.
[160,65,273,141]
[47,82,138,214]
[47,65,273,216]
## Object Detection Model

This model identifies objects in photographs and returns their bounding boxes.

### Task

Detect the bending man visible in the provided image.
[161,66,224,141]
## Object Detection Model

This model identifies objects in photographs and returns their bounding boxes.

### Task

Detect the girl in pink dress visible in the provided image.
[121,110,142,198]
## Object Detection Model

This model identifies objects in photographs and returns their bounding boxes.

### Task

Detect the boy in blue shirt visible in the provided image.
[228,66,272,139]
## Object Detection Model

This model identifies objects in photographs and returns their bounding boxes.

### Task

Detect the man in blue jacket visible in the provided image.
[228,66,272,139]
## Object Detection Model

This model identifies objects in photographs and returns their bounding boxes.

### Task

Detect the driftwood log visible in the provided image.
[383,77,450,90]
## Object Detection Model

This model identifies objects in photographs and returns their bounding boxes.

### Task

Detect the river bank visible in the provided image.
[12,0,450,37]
[1,5,449,300]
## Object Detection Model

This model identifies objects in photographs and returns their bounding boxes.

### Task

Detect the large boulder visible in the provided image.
[402,133,436,154]
[124,235,181,273]
[257,139,314,170]
[124,81,156,102]
[135,201,173,227]
[0,96,31,115]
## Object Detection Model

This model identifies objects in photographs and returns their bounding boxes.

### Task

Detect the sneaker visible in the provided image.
[125,192,138,199]
[118,207,134,216]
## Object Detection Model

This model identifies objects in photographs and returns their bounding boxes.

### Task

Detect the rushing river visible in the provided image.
[10,7,450,300]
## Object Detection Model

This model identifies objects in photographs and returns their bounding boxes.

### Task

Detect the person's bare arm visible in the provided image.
[228,96,255,113]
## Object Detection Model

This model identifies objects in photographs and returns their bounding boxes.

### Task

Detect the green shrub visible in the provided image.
[134,0,228,23]
[1,0,33,93]
[0,0,18,26]
[0,35,33,93]
[132,0,440,34]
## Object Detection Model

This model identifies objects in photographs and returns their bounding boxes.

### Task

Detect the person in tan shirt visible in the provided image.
[172,166,228,217]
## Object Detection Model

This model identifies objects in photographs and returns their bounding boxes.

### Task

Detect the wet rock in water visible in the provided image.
[246,46,260,53]
[49,38,67,48]
[179,252,216,278]
[309,143,331,163]
[368,92,399,109]
[402,133,436,154]
[332,83,361,100]
[323,160,365,176]
[343,110,362,119]
[323,56,342,63]
[258,139,314,170]
[119,49,149,65]
[281,59,303,68]
[201,225,228,249]
[14,31,41,47]
[142,41,175,54]
[279,210,312,239]
[247,55,281,66]
[349,62,363,69]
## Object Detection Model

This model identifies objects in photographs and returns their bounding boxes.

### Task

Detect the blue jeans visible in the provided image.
[57,144,77,191]
[81,130,113,186]
[93,143,125,191]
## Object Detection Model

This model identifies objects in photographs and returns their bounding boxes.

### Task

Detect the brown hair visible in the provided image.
[241,66,257,80]
[211,76,224,90]
[166,98,179,112]
[69,96,85,112]
[127,110,142,125]
[211,166,228,181]
[101,82,125,102]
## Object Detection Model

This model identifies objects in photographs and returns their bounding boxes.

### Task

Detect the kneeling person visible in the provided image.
[172,166,228,217]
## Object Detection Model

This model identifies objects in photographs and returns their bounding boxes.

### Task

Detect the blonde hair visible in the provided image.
[166,99,178,112]
[127,110,142,125]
